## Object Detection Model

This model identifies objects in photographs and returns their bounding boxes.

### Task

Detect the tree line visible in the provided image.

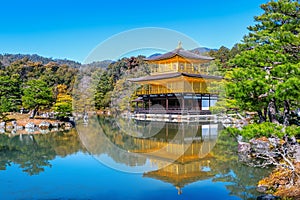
[0,54,150,119]
[0,59,78,120]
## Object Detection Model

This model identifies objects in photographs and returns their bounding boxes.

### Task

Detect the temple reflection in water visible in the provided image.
[80,117,222,194]
[128,121,219,194]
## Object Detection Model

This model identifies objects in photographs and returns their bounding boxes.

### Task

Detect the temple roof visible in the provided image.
[143,170,214,188]
[128,72,222,82]
[145,47,214,62]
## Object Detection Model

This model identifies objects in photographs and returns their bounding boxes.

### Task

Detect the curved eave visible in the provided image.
[128,72,223,84]
[143,170,214,188]
[182,73,223,80]
[145,54,214,63]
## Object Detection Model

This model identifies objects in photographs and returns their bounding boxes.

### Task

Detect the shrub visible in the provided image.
[223,122,299,140]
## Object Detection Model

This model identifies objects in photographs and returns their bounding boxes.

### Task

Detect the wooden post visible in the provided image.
[166,95,169,113]
[182,95,185,112]
[148,97,151,113]
[192,94,195,111]
[199,95,202,111]
[166,123,169,141]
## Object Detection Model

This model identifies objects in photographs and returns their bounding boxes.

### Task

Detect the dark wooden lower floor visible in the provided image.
[133,93,217,115]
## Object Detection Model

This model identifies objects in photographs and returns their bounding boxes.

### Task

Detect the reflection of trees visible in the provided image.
[34,129,85,157]
[0,129,84,175]
[210,132,271,199]
[0,134,55,175]
[78,117,147,167]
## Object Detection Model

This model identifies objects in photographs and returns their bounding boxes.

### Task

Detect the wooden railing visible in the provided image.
[134,108,212,115]
[136,88,212,95]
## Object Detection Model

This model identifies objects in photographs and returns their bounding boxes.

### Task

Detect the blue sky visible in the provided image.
[0,0,267,62]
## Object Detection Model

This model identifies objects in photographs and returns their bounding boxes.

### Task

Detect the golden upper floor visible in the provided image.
[129,72,222,95]
[145,46,214,75]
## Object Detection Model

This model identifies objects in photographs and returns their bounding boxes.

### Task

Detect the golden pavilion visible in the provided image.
[129,43,222,114]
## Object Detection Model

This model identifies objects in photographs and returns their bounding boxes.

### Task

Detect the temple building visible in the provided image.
[129,43,222,115]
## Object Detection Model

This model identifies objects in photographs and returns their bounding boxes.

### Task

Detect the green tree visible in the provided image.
[208,45,240,72]
[226,0,300,125]
[52,84,73,119]
[22,79,53,118]
[93,70,114,109]
[0,74,22,120]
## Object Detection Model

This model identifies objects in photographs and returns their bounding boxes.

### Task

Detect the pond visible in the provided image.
[0,116,270,200]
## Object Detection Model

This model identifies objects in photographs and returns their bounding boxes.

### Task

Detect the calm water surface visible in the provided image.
[0,116,270,200]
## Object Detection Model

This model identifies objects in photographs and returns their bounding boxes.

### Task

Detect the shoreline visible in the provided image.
[0,113,74,135]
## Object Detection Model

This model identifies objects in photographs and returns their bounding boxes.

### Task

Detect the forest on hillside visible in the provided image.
[0,54,151,119]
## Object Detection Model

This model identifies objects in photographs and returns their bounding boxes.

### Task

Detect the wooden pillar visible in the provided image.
[182,95,185,112]
[199,95,202,111]
[192,94,195,111]
[166,95,169,112]
[148,97,151,112]
[166,123,169,141]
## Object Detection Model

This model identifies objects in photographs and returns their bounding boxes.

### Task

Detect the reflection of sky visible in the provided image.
[0,151,239,200]
[95,153,157,173]
[202,99,218,110]
[202,124,219,138]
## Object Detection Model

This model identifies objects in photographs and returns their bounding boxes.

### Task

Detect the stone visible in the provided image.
[256,194,279,200]
[15,126,24,130]
[0,121,6,128]
[250,137,270,153]
[25,128,35,133]
[39,129,50,134]
[238,141,251,153]
[41,113,49,118]
[39,121,51,129]
[25,122,35,129]
[0,128,5,134]
[64,122,73,128]
[222,118,232,124]
[238,141,252,163]
[289,136,297,145]
[51,122,59,127]
[268,137,281,147]
[11,121,17,127]
[51,127,59,132]
[295,145,300,162]
[237,135,243,142]
[256,185,267,193]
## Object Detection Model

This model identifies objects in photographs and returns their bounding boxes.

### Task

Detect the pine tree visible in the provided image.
[22,79,53,118]
[227,0,300,125]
